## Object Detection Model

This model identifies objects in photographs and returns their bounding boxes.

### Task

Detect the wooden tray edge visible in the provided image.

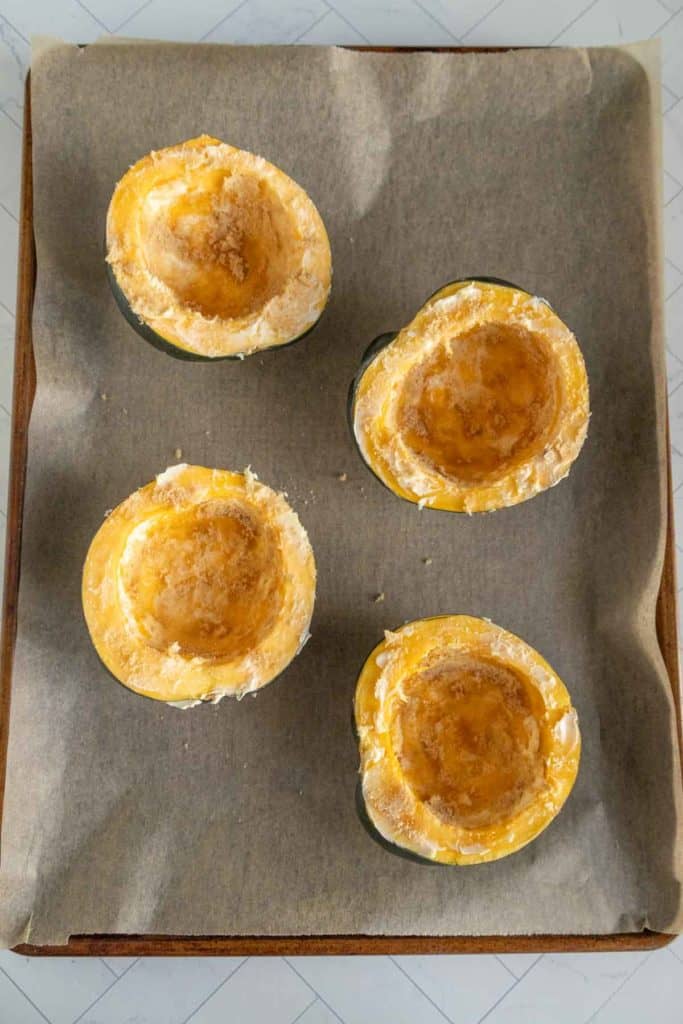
[2,61,680,956]
[10,929,675,957]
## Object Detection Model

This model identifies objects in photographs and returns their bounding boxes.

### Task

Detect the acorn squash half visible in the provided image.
[354,615,580,864]
[82,465,316,705]
[106,136,332,360]
[350,279,589,512]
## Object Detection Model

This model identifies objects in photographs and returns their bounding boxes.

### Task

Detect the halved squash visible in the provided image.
[82,465,315,705]
[106,135,332,360]
[350,279,589,512]
[354,615,580,864]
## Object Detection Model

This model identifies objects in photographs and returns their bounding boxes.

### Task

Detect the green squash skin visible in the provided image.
[347,277,537,513]
[106,259,326,362]
[354,779,445,867]
[351,707,441,867]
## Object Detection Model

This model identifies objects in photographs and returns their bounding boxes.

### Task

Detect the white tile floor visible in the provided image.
[1,1,683,1021]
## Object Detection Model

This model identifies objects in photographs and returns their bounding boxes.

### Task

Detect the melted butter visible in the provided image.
[393,654,547,830]
[139,169,300,320]
[119,499,284,661]
[397,323,560,483]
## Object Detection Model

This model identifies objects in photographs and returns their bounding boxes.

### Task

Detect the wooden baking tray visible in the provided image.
[2,63,680,956]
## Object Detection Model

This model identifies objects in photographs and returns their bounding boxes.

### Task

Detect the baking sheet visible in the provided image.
[1,38,681,946]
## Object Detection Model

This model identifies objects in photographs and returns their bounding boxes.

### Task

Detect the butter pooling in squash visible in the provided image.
[355,615,580,864]
[106,136,332,359]
[351,279,589,512]
[82,465,316,705]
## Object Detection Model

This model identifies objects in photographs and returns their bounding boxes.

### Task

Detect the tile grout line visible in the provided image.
[411,0,461,43]
[389,955,459,1023]
[324,2,372,44]
[73,0,110,35]
[180,956,249,1024]
[494,953,519,980]
[197,0,253,43]
[0,299,15,320]
[517,955,542,979]
[293,4,335,44]
[473,973,523,1024]
[549,0,601,45]
[584,949,654,1023]
[460,0,506,41]
[283,958,346,1024]
[0,200,18,224]
[473,954,541,1024]
[112,0,153,35]
[665,260,683,294]
[666,185,683,208]
[0,11,28,48]
[0,104,20,132]
[663,82,678,106]
[667,340,683,368]
[289,993,320,1024]
[0,964,52,1024]
[70,957,140,1024]
[650,5,682,40]
[99,956,119,979]
[0,103,22,130]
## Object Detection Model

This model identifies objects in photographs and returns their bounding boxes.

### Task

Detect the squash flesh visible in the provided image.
[139,171,301,321]
[396,323,560,484]
[394,655,547,830]
[119,499,284,660]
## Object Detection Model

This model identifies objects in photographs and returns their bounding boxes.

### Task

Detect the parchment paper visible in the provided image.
[1,38,681,946]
